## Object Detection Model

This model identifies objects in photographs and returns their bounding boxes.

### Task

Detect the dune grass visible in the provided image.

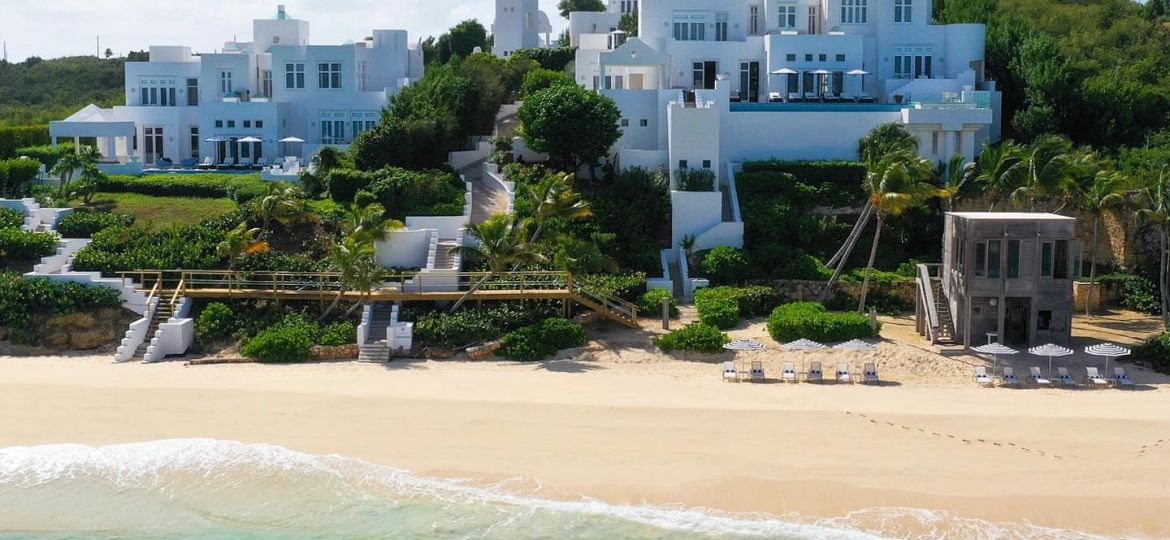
[77,192,237,231]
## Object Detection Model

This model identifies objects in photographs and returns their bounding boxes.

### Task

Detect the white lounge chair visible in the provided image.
[1084,367,1109,386]
[804,92,820,102]
[1113,367,1135,387]
[782,361,797,383]
[974,367,993,386]
[836,362,852,384]
[255,157,269,168]
[237,157,254,169]
[217,157,235,169]
[862,362,879,384]
[1029,367,1051,386]
[1057,367,1078,387]
[750,361,765,382]
[807,361,824,383]
[787,92,802,102]
[768,92,782,103]
[1002,366,1021,386]
[198,156,214,169]
[722,361,738,383]
[858,93,875,103]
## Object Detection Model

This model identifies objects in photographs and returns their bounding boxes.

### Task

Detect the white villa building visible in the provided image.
[491,0,555,58]
[50,5,424,173]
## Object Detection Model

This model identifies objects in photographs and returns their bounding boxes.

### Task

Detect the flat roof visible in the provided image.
[947,212,1075,221]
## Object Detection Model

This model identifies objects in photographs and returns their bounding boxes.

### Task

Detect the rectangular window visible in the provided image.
[256,120,264,128]
[319,63,342,89]
[975,242,986,277]
[808,6,817,34]
[219,70,233,96]
[672,12,705,41]
[189,126,199,159]
[894,47,933,79]
[286,63,305,89]
[227,120,236,128]
[805,53,813,62]
[778,5,797,29]
[244,120,252,128]
[215,120,223,128]
[620,119,630,127]
[261,70,272,97]
[841,0,868,24]
[640,119,648,127]
[819,54,827,62]
[679,160,688,169]
[702,160,712,168]
[836,54,846,62]
[1054,239,1069,279]
[987,240,1001,279]
[894,0,912,23]
[1041,242,1054,278]
[1037,310,1052,331]
[187,78,199,105]
[786,53,797,62]
[715,12,728,41]
[749,5,760,35]
[1007,240,1020,278]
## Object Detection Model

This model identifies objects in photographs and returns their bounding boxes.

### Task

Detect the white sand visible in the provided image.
[0,312,1167,537]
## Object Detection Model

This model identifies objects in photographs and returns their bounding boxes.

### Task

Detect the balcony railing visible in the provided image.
[906,91,992,110]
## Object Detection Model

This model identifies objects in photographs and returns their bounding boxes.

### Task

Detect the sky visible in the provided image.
[0,0,566,62]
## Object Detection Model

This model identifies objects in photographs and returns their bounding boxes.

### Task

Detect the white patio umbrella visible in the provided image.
[724,339,765,351]
[782,339,827,350]
[833,339,878,351]
[847,68,869,95]
[770,68,798,97]
[1085,343,1131,375]
[205,137,228,162]
[972,342,1018,372]
[278,136,305,159]
[236,136,263,162]
[1028,343,1073,377]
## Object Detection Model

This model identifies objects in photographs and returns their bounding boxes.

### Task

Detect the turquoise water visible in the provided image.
[0,440,1107,539]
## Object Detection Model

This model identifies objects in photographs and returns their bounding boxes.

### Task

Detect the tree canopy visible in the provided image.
[517,84,622,171]
[556,0,606,19]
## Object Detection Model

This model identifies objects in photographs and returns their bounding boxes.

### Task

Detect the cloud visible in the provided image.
[0,0,566,61]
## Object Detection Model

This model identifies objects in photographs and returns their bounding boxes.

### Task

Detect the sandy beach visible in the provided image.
[1,312,1168,538]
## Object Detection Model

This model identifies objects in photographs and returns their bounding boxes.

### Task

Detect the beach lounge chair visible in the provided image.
[722,361,738,383]
[1113,367,1135,387]
[782,361,797,383]
[836,362,852,384]
[237,157,254,169]
[1029,367,1052,386]
[974,367,993,386]
[858,93,875,103]
[1057,367,1078,387]
[788,92,802,102]
[180,158,198,169]
[198,156,214,169]
[217,157,235,169]
[255,157,269,168]
[824,93,841,102]
[768,92,782,103]
[1084,367,1109,386]
[862,362,879,384]
[1002,366,1021,386]
[840,93,857,103]
[750,361,765,382]
[804,92,820,102]
[807,361,824,383]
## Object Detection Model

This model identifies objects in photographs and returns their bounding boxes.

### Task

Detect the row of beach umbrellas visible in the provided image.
[973,342,1132,375]
[723,338,878,352]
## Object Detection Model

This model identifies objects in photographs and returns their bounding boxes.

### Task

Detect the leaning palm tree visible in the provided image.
[936,154,976,213]
[447,213,547,313]
[528,173,592,243]
[216,222,268,290]
[857,149,940,313]
[343,202,405,245]
[1008,135,1074,211]
[1136,167,1170,329]
[1075,168,1127,315]
[253,183,308,233]
[51,146,99,195]
[971,140,1026,210]
[819,123,918,303]
[321,235,386,319]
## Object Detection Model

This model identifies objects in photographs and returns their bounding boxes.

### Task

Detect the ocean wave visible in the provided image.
[0,439,1114,539]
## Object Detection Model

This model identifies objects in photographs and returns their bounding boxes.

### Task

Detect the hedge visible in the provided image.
[413,303,558,348]
[0,207,23,229]
[241,314,317,363]
[0,126,51,160]
[695,291,740,329]
[1132,333,1170,375]
[701,246,750,285]
[653,323,729,354]
[56,211,135,238]
[638,288,679,318]
[0,228,58,261]
[740,160,866,205]
[98,174,269,202]
[497,317,587,361]
[576,273,647,303]
[70,224,224,276]
[695,286,786,329]
[13,143,72,169]
[363,167,466,220]
[0,273,122,330]
[766,302,878,343]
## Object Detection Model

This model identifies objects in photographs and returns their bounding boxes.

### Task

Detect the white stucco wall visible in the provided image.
[376,230,431,269]
[671,191,723,253]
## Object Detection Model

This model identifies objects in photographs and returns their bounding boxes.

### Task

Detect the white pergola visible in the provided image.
[48,104,135,160]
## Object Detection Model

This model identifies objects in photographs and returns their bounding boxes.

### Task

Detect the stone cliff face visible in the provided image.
[0,308,137,354]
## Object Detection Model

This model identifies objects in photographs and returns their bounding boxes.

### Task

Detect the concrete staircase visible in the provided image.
[668,261,684,299]
[358,303,395,362]
[131,302,175,361]
[433,239,459,271]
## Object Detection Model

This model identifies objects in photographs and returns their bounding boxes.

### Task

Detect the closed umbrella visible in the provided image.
[972,342,1018,373]
[1084,343,1131,375]
[1028,343,1073,378]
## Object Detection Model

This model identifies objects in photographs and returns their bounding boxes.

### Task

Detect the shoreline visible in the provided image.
[1,352,1168,538]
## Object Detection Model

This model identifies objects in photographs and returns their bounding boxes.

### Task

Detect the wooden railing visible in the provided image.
[916,263,941,344]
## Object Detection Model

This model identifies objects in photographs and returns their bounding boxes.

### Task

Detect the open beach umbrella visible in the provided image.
[724,339,765,351]
[972,342,1018,373]
[205,137,228,162]
[279,136,305,159]
[833,339,878,351]
[770,68,797,96]
[1027,343,1073,377]
[1085,343,1131,375]
[782,339,827,351]
[237,136,262,161]
[847,68,869,94]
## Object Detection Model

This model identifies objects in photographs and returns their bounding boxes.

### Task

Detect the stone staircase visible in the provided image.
[358,303,395,362]
[433,239,459,271]
[668,261,684,299]
[131,302,174,361]
[932,282,957,344]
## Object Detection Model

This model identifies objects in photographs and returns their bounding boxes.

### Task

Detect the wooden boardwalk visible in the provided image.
[120,270,640,328]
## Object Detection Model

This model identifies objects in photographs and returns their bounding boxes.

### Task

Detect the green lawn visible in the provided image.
[78,192,238,231]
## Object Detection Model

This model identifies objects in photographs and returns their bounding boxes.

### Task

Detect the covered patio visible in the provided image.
[48,104,143,175]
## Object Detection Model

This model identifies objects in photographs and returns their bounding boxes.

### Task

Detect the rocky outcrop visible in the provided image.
[0,308,137,353]
[312,344,359,360]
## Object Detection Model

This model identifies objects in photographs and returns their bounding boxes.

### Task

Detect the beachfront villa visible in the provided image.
[492,0,555,59]
[49,5,424,175]
[916,213,1079,349]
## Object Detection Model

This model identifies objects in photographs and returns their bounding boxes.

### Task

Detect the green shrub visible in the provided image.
[497,318,587,361]
[701,246,749,285]
[1,158,42,194]
[241,314,317,363]
[1132,333,1170,375]
[638,288,678,318]
[653,323,729,354]
[0,273,121,330]
[318,320,357,346]
[364,167,465,220]
[747,244,833,280]
[841,267,912,284]
[825,288,913,316]
[576,273,647,303]
[0,126,51,160]
[0,228,58,261]
[325,169,375,204]
[694,289,740,330]
[56,211,135,238]
[1099,273,1161,315]
[413,303,557,348]
[522,68,575,97]
[98,173,268,202]
[71,225,224,276]
[195,302,237,344]
[0,207,23,229]
[675,168,716,191]
[766,302,878,343]
[14,143,72,169]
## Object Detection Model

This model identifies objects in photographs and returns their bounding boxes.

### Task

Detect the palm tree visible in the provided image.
[51,146,99,195]
[252,184,308,233]
[971,141,1026,210]
[342,202,404,245]
[819,123,918,303]
[1074,167,1127,315]
[68,163,107,206]
[1137,167,1170,329]
[528,173,592,243]
[217,223,268,290]
[936,154,976,213]
[447,213,547,313]
[857,149,940,313]
[1008,135,1074,210]
[322,235,386,319]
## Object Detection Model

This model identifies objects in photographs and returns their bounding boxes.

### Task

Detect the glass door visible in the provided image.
[144,127,164,164]
[739,61,760,102]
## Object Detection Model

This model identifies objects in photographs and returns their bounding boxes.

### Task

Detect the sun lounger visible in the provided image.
[750,361,765,382]
[974,367,993,386]
[198,156,214,169]
[1084,367,1109,386]
[217,157,235,169]
[722,361,738,383]
[840,93,857,103]
[804,92,820,102]
[824,93,841,102]
[836,362,852,384]
[1112,367,1135,387]
[787,92,802,102]
[807,361,824,383]
[782,361,797,383]
[255,157,269,168]
[179,158,198,168]
[858,93,875,103]
[768,92,782,103]
[237,157,254,169]
[862,362,879,384]
[1002,366,1021,386]
[1029,367,1051,386]
[1057,367,1078,387]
